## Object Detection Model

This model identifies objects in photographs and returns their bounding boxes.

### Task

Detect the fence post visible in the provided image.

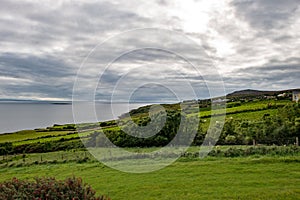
[22,154,26,163]
[296,137,299,146]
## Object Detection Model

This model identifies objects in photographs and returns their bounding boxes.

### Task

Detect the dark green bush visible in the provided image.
[76,157,90,163]
[0,177,110,200]
[183,146,300,158]
[224,147,244,157]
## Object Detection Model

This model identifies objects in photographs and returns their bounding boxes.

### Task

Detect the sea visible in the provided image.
[0,102,147,134]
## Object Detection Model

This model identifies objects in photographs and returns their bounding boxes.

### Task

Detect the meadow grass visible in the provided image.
[0,130,72,143]
[12,131,92,146]
[199,99,286,117]
[225,109,278,121]
[0,156,299,200]
[0,146,261,168]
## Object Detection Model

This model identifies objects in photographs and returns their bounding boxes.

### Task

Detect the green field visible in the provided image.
[0,99,299,199]
[0,156,299,200]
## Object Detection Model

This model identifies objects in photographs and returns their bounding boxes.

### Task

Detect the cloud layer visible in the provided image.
[0,0,299,101]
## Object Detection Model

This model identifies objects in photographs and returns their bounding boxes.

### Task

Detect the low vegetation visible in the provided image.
[0,176,110,200]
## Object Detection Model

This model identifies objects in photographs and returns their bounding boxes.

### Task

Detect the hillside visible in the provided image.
[227,88,298,99]
[0,88,299,152]
[0,98,299,151]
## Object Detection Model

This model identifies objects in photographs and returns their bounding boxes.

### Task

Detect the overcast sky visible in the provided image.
[0,0,299,102]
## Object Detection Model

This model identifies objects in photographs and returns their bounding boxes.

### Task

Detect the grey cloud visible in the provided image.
[0,0,152,58]
[0,53,74,78]
[0,53,74,99]
[3,84,71,99]
[231,0,300,30]
[156,0,170,6]
[224,63,300,91]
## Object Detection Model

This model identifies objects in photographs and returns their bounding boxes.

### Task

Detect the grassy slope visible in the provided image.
[199,99,288,117]
[0,100,290,145]
[0,157,299,200]
[0,130,72,143]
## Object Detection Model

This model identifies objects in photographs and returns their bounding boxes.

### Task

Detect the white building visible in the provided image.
[292,90,300,103]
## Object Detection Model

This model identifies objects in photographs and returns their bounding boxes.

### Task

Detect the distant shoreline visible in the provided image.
[0,102,149,134]
[0,101,171,104]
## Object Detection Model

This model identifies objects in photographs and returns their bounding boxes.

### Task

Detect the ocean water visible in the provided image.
[0,102,147,134]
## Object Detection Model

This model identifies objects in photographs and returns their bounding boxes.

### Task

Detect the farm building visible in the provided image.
[292,90,300,102]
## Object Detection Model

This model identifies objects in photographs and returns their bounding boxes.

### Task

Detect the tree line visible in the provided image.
[87,103,300,147]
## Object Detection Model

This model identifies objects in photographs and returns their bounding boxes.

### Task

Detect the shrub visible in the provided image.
[224,147,244,157]
[0,177,110,200]
[76,157,90,163]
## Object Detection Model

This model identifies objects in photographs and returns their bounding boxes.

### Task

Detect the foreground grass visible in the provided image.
[0,156,299,200]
